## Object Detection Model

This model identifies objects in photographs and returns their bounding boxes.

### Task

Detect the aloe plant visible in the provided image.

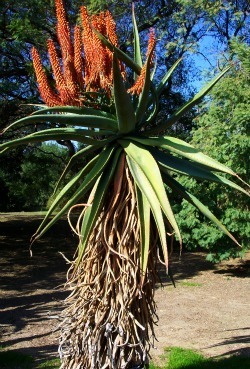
[1,1,249,368]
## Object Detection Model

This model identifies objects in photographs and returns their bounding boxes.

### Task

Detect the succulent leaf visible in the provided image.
[119,139,181,242]
[148,66,231,134]
[126,155,169,269]
[152,148,249,196]
[135,48,155,125]
[132,4,142,69]
[129,136,236,175]
[31,106,116,120]
[155,58,182,98]
[113,52,136,134]
[1,114,118,135]
[135,185,150,283]
[31,144,117,243]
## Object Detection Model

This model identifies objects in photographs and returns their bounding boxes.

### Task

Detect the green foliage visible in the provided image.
[163,347,205,369]
[0,144,68,211]
[37,358,61,368]
[175,41,250,261]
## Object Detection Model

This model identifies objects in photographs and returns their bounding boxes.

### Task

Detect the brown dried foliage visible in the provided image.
[59,164,158,369]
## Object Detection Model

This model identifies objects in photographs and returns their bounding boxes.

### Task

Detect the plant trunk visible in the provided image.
[58,164,159,369]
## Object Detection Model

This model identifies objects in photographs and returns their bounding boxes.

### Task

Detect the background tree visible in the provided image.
[175,40,250,261]
[0,143,68,211]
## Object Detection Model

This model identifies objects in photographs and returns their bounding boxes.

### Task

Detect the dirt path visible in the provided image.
[152,252,250,361]
[0,213,249,365]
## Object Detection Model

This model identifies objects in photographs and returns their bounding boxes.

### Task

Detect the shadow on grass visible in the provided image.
[0,348,60,369]
[0,350,33,369]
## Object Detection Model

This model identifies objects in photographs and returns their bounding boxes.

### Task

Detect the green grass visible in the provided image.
[179,281,202,287]
[149,347,250,369]
[37,358,60,368]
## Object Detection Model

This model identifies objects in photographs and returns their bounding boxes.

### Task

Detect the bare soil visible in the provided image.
[0,213,249,366]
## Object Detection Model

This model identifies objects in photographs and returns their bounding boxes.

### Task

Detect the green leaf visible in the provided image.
[75,147,122,269]
[156,58,182,98]
[113,52,136,133]
[135,47,155,124]
[119,139,181,242]
[162,172,241,247]
[53,145,100,194]
[152,148,249,196]
[126,156,169,269]
[31,144,117,242]
[142,85,159,127]
[1,114,118,134]
[132,4,142,69]
[0,128,112,152]
[135,185,150,283]
[32,153,100,242]
[32,127,113,137]
[129,136,236,175]
[148,66,231,134]
[31,106,116,120]
[146,58,182,117]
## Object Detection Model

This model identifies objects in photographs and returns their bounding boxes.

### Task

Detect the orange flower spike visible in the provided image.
[128,28,156,95]
[55,0,73,59]
[74,25,85,89]
[103,11,115,84]
[31,47,62,106]
[55,0,79,104]
[47,39,72,105]
[105,10,126,81]
[92,13,109,90]
[80,6,94,88]
[105,10,118,47]
[127,65,146,95]
[146,28,156,63]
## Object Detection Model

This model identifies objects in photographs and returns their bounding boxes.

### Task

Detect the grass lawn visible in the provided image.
[150,347,250,369]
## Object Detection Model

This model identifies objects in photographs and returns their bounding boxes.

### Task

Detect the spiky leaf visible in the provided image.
[148,66,231,134]
[120,139,181,242]
[31,144,117,243]
[113,53,136,133]
[152,148,249,196]
[135,185,150,283]
[1,114,118,134]
[127,156,169,269]
[129,136,236,175]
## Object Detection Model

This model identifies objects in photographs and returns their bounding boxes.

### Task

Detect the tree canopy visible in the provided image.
[175,40,250,261]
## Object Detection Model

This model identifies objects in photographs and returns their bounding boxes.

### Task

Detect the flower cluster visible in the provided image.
[31,0,155,107]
